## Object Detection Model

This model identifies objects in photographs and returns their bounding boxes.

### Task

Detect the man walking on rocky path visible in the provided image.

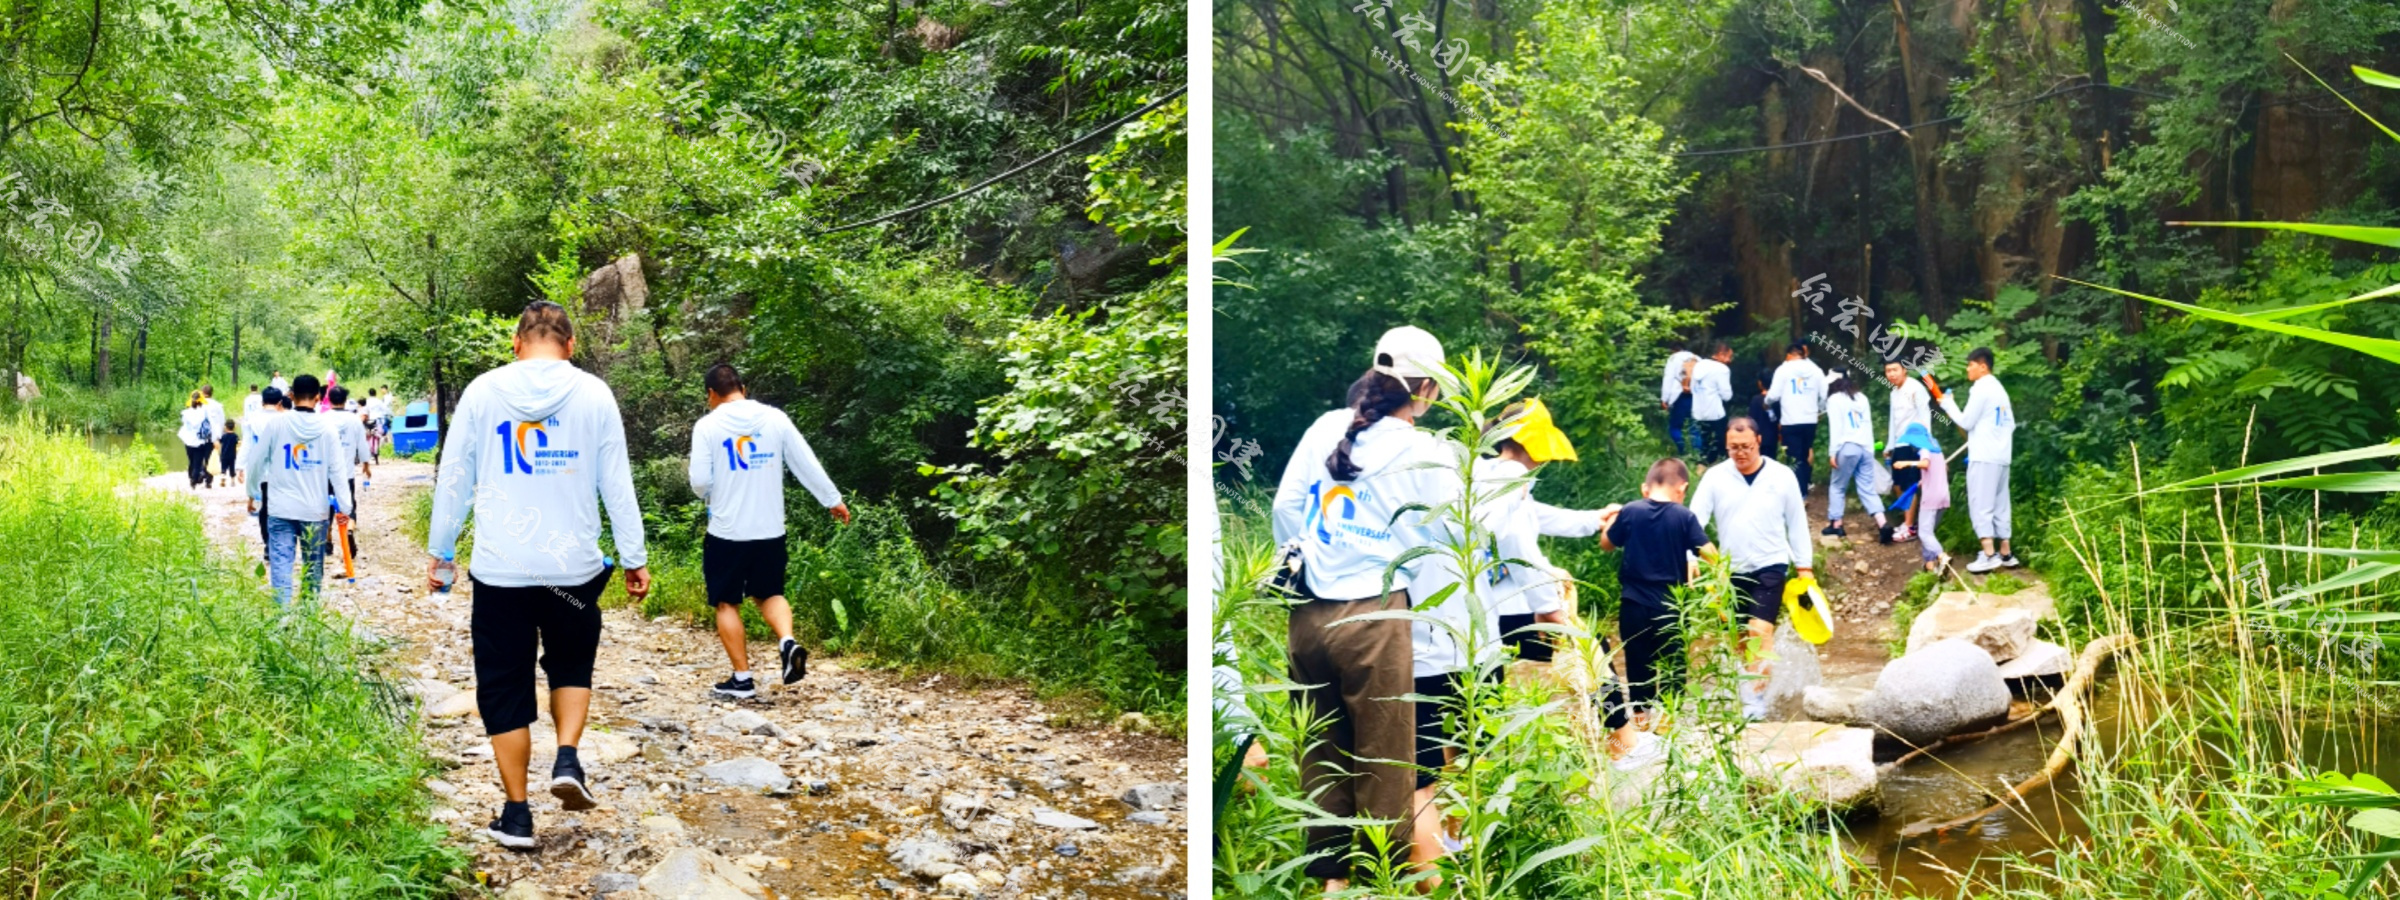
[687,362,850,700]
[242,375,352,607]
[427,301,652,850]
[1688,417,1815,720]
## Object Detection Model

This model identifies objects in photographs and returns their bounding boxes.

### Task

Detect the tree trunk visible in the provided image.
[132,318,148,384]
[1890,0,1946,318]
[94,312,112,389]
[230,320,242,388]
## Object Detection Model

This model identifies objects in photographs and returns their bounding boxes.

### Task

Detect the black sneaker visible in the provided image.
[485,803,536,850]
[549,754,597,811]
[780,640,808,685]
[1821,525,1846,537]
[712,675,757,699]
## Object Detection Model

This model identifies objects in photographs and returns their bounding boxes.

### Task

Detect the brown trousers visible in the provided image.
[1288,590,1415,880]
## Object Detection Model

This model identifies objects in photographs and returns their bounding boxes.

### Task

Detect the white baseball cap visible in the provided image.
[1371,326,1445,381]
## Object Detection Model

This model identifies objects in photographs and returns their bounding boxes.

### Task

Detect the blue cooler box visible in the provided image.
[390,401,441,455]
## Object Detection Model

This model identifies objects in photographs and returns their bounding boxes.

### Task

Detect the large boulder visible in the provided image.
[1905,591,2044,662]
[1734,720,1879,810]
[1758,622,1822,722]
[639,848,766,900]
[1858,639,2012,746]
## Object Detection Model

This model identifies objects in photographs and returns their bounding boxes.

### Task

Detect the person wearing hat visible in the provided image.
[1888,422,1951,571]
[1687,416,1814,721]
[1269,324,1458,890]
[177,390,216,490]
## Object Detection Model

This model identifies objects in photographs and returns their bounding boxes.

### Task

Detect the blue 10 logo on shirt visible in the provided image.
[497,418,579,475]
[722,434,775,470]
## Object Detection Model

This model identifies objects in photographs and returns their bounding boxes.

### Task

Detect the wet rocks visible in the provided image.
[1801,685,1870,724]
[1733,720,1878,810]
[638,848,766,900]
[1859,638,2011,746]
[696,757,791,794]
[1118,782,1185,812]
[1997,640,2072,682]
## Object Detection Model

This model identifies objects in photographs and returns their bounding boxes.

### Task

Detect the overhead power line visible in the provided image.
[816,86,1189,235]
[1669,80,2322,158]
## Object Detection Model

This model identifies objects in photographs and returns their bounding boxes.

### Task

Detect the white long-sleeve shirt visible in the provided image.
[687,398,843,541]
[242,407,353,523]
[1886,377,1932,445]
[1690,359,1734,421]
[1271,409,1459,603]
[202,400,226,443]
[1937,375,2015,465]
[178,407,210,447]
[1407,459,1589,676]
[426,359,648,586]
[1826,391,1876,452]
[1661,351,1697,405]
[1768,359,1829,423]
[328,411,372,477]
[1689,457,1812,573]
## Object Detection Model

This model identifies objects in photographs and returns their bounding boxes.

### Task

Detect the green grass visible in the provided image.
[0,417,466,896]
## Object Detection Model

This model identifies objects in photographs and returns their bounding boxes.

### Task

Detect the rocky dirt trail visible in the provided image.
[141,458,1189,900]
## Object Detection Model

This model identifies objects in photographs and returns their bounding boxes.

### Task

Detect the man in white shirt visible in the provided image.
[1766,343,1828,493]
[1661,347,1698,455]
[1689,417,1814,720]
[1689,342,1736,460]
[268,371,290,393]
[199,385,229,487]
[1926,346,2018,572]
[1882,361,1932,540]
[688,363,849,699]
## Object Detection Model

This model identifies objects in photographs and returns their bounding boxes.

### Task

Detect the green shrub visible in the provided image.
[0,417,465,896]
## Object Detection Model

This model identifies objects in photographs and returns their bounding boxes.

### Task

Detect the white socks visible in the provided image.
[734,670,752,681]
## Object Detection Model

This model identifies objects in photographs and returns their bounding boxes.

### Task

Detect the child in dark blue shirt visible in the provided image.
[1598,458,1718,768]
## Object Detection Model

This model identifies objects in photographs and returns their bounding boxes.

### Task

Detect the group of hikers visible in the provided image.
[176,373,395,493]
[1264,326,2018,890]
[1662,339,2019,574]
[228,301,851,850]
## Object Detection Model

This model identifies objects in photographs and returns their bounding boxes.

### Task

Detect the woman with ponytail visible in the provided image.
[1268,326,1459,890]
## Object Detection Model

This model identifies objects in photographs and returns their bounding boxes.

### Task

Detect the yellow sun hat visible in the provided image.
[1783,574,1834,645]
[1512,398,1578,463]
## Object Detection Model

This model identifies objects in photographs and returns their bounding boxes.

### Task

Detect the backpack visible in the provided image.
[196,413,213,444]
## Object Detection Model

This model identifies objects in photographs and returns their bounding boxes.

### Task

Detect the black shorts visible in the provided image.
[1413,673,1461,789]
[1496,612,1556,663]
[471,568,611,736]
[1735,564,1790,625]
[1888,446,1922,493]
[704,534,789,607]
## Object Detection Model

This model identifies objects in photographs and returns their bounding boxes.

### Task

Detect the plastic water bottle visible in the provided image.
[433,552,457,593]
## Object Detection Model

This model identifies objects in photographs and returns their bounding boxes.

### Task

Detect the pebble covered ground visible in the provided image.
[145,458,1189,900]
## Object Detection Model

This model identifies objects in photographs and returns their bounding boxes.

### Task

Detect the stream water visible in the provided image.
[1848,677,2400,895]
[88,431,186,472]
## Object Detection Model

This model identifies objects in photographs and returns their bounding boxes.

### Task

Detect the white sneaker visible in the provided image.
[1965,552,2000,574]
[1612,732,1666,772]
[1998,553,2023,568]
